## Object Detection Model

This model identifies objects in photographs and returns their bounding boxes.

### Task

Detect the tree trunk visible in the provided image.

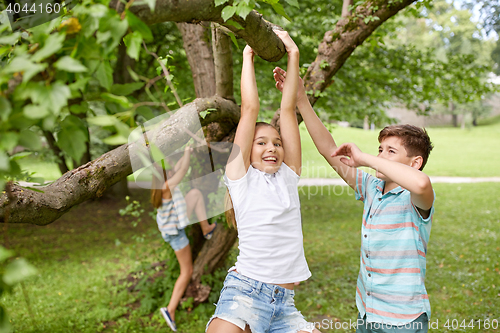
[177,22,216,98]
[212,24,234,101]
[450,102,457,127]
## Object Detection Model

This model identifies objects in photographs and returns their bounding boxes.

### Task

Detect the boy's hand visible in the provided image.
[331,143,366,168]
[273,67,307,104]
[243,45,255,58]
[274,30,299,55]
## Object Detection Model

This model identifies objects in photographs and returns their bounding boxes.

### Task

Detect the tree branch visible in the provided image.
[0,96,240,225]
[109,0,286,62]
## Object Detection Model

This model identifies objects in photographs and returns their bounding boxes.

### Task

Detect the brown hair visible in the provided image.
[378,124,433,170]
[224,122,278,228]
[224,189,236,228]
[151,164,171,209]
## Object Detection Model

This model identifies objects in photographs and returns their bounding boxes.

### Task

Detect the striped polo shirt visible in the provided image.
[355,169,434,325]
[156,187,190,236]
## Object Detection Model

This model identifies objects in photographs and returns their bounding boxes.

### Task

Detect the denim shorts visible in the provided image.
[206,271,314,333]
[162,228,189,251]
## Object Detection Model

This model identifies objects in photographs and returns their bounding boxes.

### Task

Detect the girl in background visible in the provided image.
[151,145,217,332]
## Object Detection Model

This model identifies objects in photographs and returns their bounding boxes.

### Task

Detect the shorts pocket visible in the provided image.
[223,277,256,296]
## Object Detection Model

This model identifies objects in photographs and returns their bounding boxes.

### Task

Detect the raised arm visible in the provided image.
[274,31,301,175]
[273,67,357,188]
[332,143,434,210]
[166,145,192,189]
[226,46,260,180]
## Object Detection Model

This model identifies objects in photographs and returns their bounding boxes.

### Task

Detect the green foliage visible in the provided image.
[0,246,37,332]
[3,182,500,332]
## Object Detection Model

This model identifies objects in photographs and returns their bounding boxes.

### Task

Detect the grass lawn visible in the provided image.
[300,119,500,178]
[3,183,499,332]
[18,117,500,181]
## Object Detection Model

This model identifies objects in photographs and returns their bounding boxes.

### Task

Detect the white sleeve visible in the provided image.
[223,166,252,211]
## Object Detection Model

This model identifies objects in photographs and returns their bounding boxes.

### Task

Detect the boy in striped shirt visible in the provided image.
[273,68,435,333]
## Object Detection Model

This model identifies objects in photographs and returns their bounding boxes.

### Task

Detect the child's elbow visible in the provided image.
[414,175,432,195]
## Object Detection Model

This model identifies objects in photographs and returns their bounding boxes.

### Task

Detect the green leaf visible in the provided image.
[215,0,230,6]
[31,33,65,62]
[9,152,32,161]
[3,258,38,286]
[23,104,50,119]
[70,101,89,114]
[228,32,239,49]
[225,20,244,30]
[135,106,154,120]
[149,143,165,162]
[49,82,71,115]
[54,56,88,73]
[284,0,299,8]
[0,247,14,263]
[0,32,21,45]
[271,3,292,21]
[102,134,128,145]
[18,130,42,150]
[87,115,117,127]
[3,57,47,83]
[57,127,88,162]
[0,151,9,171]
[101,93,132,108]
[0,96,11,121]
[0,132,18,151]
[236,2,253,20]
[95,61,113,91]
[221,5,237,21]
[123,31,143,61]
[126,11,153,42]
[111,82,145,96]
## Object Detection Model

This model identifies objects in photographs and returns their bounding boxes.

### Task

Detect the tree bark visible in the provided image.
[0,96,240,225]
[177,22,216,98]
[109,0,286,62]
[212,23,234,101]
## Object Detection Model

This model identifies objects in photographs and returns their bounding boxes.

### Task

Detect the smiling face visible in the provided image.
[376,136,417,180]
[250,125,284,174]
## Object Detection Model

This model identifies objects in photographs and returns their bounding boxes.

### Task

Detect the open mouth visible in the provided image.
[262,156,278,163]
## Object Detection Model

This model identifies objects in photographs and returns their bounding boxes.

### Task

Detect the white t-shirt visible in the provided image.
[224,163,311,284]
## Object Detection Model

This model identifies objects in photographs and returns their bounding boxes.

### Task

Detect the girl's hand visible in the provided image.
[273,67,307,103]
[274,30,299,55]
[243,45,255,58]
[184,145,193,154]
[331,143,366,168]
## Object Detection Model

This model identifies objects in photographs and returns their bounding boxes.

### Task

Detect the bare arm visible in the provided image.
[333,143,434,210]
[226,46,260,180]
[166,146,192,189]
[273,67,357,188]
[275,31,301,175]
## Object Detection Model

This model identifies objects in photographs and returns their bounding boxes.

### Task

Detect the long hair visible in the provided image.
[151,163,171,209]
[224,189,236,228]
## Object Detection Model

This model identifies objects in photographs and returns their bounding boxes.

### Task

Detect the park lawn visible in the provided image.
[3,182,499,332]
[300,119,500,178]
[16,117,500,181]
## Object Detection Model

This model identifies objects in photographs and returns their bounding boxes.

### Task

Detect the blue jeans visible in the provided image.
[356,313,428,333]
[206,271,314,333]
